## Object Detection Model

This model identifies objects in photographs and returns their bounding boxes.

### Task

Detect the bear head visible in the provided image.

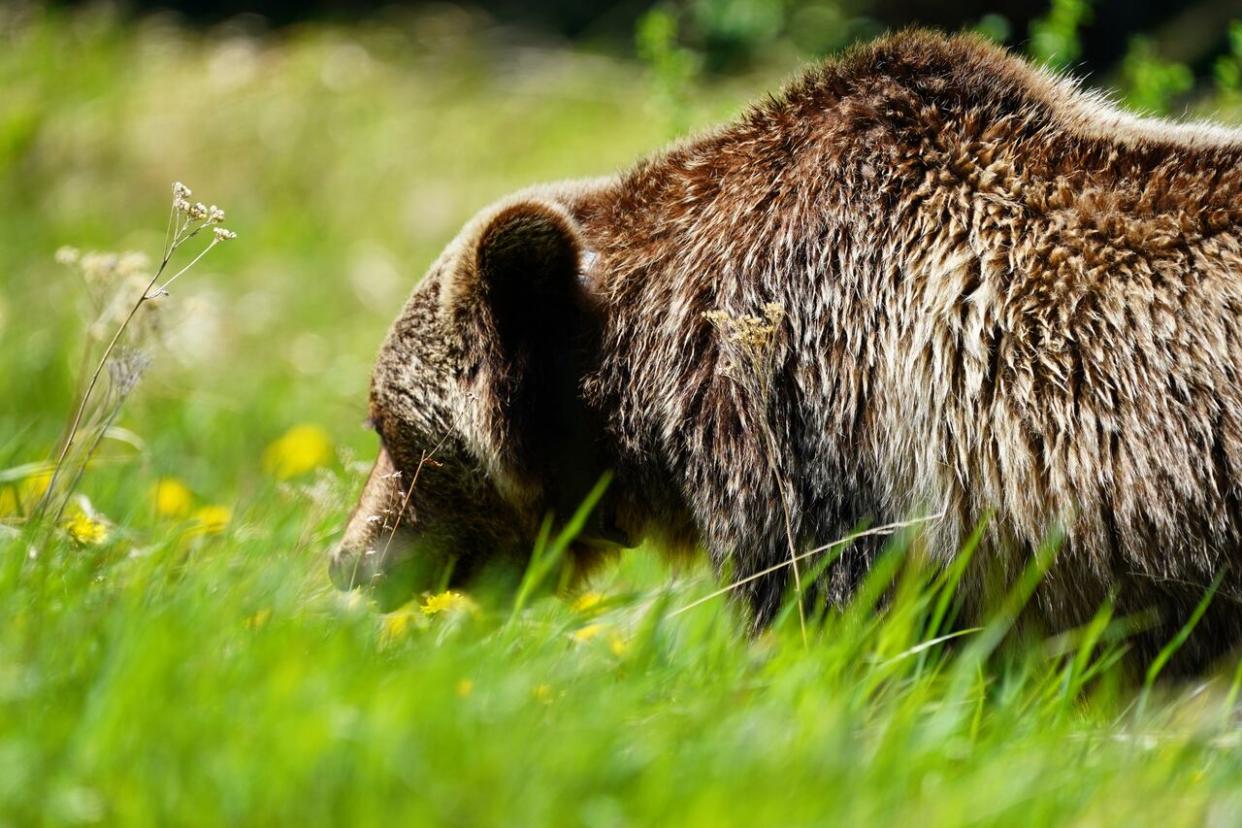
[330,196,628,606]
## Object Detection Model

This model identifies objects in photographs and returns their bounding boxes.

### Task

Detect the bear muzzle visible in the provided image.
[328,543,379,591]
[331,445,408,591]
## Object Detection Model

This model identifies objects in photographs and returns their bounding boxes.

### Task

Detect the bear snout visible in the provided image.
[329,543,377,591]
[332,446,406,591]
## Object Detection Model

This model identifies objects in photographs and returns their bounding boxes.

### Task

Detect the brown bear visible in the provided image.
[332,31,1242,670]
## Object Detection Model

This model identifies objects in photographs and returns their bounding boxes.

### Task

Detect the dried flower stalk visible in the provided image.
[34,182,237,525]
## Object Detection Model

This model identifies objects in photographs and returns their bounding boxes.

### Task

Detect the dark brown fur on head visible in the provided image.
[335,31,1242,671]
[331,195,630,601]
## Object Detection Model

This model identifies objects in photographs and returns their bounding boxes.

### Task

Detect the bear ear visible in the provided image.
[473,199,587,358]
[469,199,612,529]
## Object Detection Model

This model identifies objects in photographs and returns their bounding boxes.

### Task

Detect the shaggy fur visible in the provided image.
[334,31,1242,670]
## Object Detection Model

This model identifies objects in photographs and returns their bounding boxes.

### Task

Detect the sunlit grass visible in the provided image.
[4,509,1242,826]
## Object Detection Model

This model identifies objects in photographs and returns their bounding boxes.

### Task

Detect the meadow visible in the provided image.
[3,5,1242,825]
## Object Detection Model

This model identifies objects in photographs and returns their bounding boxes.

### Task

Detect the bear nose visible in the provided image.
[329,545,374,591]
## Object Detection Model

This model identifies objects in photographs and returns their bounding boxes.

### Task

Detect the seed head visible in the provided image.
[117,251,150,278]
[107,348,152,397]
[703,302,787,396]
[54,246,81,266]
[79,252,119,283]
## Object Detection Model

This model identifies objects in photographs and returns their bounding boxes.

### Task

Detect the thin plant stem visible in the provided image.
[148,239,217,298]
[49,333,101,471]
[162,198,176,261]
[54,393,126,523]
[47,264,114,469]
[669,509,947,617]
[36,269,163,519]
[36,218,208,521]
[776,476,807,645]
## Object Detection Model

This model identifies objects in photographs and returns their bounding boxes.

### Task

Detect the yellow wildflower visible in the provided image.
[570,591,605,614]
[0,470,53,517]
[245,609,272,630]
[420,590,474,617]
[380,601,421,645]
[533,683,554,704]
[262,424,333,480]
[64,512,109,545]
[608,634,630,658]
[570,623,608,644]
[455,678,474,698]
[27,470,53,501]
[151,477,193,518]
[190,505,231,535]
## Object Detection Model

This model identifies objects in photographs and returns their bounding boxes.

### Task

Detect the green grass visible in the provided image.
[4,7,1242,826]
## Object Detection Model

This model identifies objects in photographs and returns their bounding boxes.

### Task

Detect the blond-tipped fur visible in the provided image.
[336,31,1242,671]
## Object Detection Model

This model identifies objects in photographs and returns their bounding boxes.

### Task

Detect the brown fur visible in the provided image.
[333,31,1242,670]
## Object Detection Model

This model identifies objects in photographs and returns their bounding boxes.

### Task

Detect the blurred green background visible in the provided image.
[4,2,1242,825]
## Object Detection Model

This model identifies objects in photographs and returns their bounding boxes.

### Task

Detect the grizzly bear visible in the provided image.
[332,31,1242,671]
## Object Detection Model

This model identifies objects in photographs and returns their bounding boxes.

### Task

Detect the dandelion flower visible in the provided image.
[608,634,630,657]
[190,505,231,535]
[420,590,473,617]
[571,591,604,614]
[151,477,193,518]
[262,424,333,480]
[570,623,608,643]
[1,470,54,516]
[64,512,109,545]
[24,470,53,503]
[380,603,419,644]
[0,487,17,517]
[245,608,272,630]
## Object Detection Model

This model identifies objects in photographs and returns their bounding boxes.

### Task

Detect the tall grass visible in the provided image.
[3,509,1241,826]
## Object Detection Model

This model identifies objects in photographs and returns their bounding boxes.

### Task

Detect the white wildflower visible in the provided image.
[79,252,119,283]
[213,227,237,242]
[116,251,150,278]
